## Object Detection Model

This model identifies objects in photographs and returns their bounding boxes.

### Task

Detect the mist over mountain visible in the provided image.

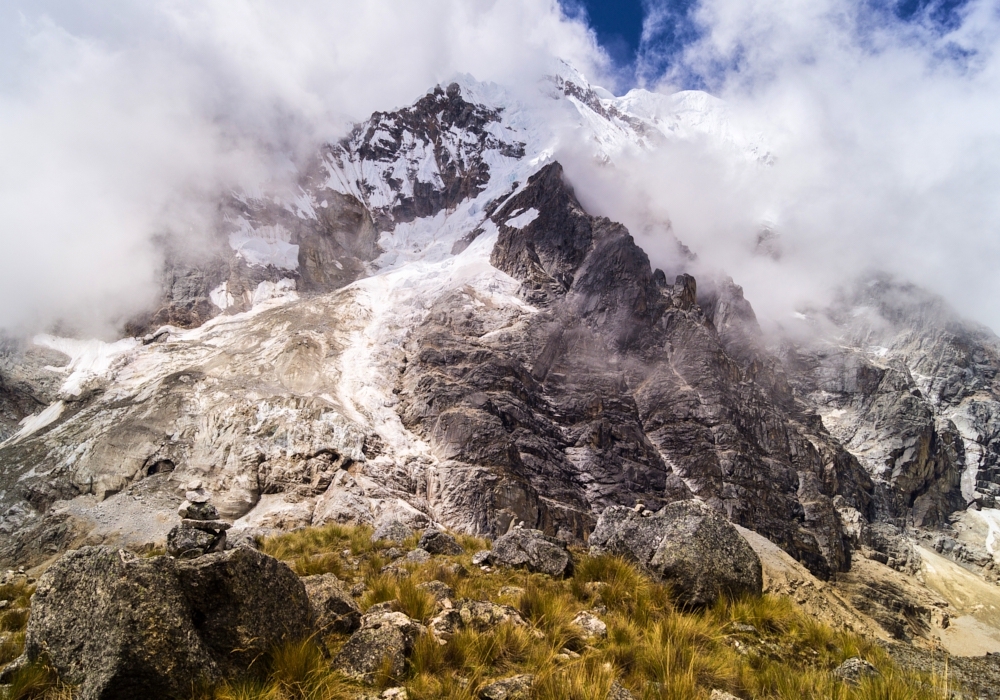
[2,0,1000,336]
[4,1,1000,688]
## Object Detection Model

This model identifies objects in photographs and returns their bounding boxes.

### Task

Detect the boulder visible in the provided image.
[403,548,433,564]
[418,529,464,555]
[588,501,762,606]
[166,525,225,559]
[428,599,524,642]
[607,681,635,700]
[20,546,311,700]
[833,657,881,686]
[372,520,414,544]
[334,610,425,684]
[489,529,573,577]
[479,674,534,700]
[302,573,362,634]
[472,549,491,566]
[571,610,607,640]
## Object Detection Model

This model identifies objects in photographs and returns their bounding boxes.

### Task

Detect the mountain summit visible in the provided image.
[2,69,1000,655]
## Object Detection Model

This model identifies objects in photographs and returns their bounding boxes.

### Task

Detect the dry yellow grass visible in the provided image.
[0,523,957,700]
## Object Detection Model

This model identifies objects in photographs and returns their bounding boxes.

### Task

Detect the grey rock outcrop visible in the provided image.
[19,545,310,700]
[479,674,534,700]
[302,573,361,634]
[417,529,464,555]
[488,528,573,577]
[372,520,414,544]
[334,610,425,684]
[589,501,763,606]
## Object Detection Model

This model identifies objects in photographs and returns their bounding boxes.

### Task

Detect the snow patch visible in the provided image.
[1,401,65,447]
[210,282,235,310]
[33,335,140,397]
[228,224,299,270]
[975,508,1000,562]
[252,278,297,306]
[505,208,539,229]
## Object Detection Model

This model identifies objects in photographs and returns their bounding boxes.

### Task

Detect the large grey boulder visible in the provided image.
[372,520,414,544]
[479,674,534,700]
[588,501,762,606]
[302,573,361,634]
[417,529,464,555]
[20,546,311,700]
[489,528,573,577]
[333,610,425,684]
[428,598,525,642]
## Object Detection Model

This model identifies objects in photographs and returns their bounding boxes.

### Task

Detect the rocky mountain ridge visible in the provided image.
[1,69,999,652]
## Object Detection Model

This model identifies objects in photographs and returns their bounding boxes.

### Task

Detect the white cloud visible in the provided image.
[612,0,1000,331]
[0,0,608,336]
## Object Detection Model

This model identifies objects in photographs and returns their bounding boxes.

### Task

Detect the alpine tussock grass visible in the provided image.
[0,523,956,699]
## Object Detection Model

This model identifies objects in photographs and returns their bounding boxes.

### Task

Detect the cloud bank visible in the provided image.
[0,0,607,336]
[601,0,1000,332]
[3,0,1000,338]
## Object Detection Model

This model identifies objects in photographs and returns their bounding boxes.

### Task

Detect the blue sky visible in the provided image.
[571,0,975,88]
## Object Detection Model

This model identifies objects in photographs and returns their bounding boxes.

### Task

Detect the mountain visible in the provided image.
[2,67,999,651]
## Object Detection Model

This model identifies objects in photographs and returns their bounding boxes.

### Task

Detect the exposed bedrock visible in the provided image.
[399,162,875,577]
[15,546,310,700]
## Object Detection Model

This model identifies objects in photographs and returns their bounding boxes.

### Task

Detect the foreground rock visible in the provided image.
[417,529,464,555]
[302,573,361,634]
[334,609,426,684]
[479,674,534,700]
[589,501,762,606]
[832,657,881,686]
[487,529,573,577]
[20,546,310,700]
[429,599,525,643]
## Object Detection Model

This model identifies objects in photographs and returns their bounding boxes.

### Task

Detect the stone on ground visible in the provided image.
[479,674,534,700]
[19,545,310,700]
[302,573,361,634]
[417,529,464,555]
[589,500,762,606]
[333,610,425,684]
[833,657,881,686]
[489,528,573,577]
[571,610,607,640]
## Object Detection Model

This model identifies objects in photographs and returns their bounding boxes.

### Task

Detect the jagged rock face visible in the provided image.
[399,163,870,577]
[325,82,526,231]
[781,276,1000,526]
[2,75,998,591]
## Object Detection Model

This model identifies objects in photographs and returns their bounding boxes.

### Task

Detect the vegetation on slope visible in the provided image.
[203,522,954,700]
[0,523,959,699]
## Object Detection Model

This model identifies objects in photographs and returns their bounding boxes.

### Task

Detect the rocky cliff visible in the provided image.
[1,72,998,628]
